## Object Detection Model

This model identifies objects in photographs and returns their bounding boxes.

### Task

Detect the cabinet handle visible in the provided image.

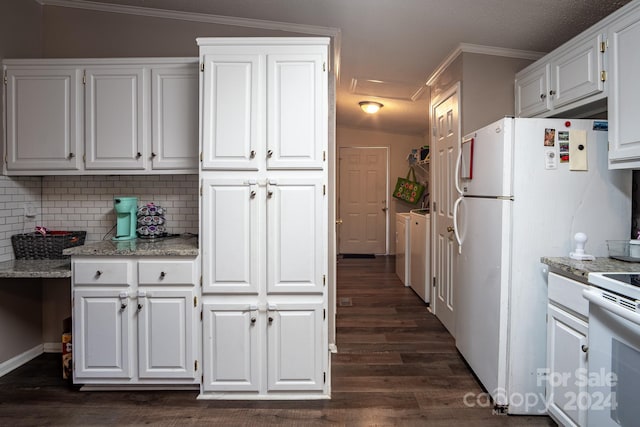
[137,303,143,311]
[267,150,273,158]
[250,150,256,159]
[251,317,256,324]
[160,271,166,279]
[68,152,75,159]
[447,226,454,232]
[95,270,102,277]
[151,152,157,158]
[540,94,547,99]
[250,190,256,199]
[549,90,556,96]
[267,190,273,198]
[268,316,274,324]
[136,152,142,159]
[581,345,589,353]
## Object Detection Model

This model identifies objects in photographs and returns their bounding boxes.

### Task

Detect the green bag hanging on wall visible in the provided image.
[392,167,425,205]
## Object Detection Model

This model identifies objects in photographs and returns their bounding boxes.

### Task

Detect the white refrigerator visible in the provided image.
[454,117,631,415]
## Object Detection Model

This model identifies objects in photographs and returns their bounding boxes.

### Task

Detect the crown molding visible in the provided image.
[425,42,545,87]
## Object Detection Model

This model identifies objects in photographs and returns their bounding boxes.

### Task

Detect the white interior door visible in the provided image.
[338,147,388,254]
[432,84,459,337]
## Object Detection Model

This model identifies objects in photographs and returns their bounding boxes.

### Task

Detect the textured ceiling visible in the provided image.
[47,0,633,135]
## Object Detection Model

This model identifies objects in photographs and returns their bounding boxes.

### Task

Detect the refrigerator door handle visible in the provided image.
[454,143,463,196]
[453,197,463,254]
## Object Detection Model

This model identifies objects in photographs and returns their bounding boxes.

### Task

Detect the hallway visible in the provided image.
[332,256,555,425]
[0,256,555,426]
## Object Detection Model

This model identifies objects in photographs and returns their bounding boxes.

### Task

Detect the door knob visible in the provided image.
[447,226,454,232]
[336,219,343,225]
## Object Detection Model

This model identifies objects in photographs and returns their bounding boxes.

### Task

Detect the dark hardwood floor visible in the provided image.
[0,256,555,426]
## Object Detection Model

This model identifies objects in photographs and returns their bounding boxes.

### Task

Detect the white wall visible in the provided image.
[337,126,426,254]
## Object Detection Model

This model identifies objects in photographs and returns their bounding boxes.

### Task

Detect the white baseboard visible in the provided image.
[0,344,44,377]
[43,342,62,353]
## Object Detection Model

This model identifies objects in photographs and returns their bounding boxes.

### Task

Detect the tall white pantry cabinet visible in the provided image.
[197,38,330,399]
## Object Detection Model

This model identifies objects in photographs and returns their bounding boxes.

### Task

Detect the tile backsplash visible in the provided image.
[0,176,41,262]
[0,175,199,261]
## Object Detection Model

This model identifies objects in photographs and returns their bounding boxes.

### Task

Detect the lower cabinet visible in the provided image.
[546,272,589,427]
[72,257,199,386]
[202,300,326,396]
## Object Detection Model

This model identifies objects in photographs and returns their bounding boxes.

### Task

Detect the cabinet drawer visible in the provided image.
[73,260,132,286]
[548,272,589,318]
[138,260,195,285]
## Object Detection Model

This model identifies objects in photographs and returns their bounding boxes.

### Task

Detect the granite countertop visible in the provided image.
[0,259,72,278]
[0,236,198,279]
[541,256,640,283]
[63,235,199,257]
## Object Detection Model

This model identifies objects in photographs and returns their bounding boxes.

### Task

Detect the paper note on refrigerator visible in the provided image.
[569,130,588,171]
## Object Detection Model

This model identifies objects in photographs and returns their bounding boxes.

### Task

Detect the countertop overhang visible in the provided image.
[0,236,198,279]
[541,256,640,283]
[63,235,198,257]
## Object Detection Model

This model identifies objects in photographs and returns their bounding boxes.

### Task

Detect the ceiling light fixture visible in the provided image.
[359,101,384,114]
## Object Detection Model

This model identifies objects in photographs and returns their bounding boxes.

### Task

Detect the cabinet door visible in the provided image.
[549,34,604,109]
[608,9,640,166]
[151,65,199,170]
[546,304,588,427]
[5,67,82,171]
[267,303,324,391]
[267,178,325,294]
[202,303,260,391]
[515,63,550,117]
[85,67,146,170]
[201,179,260,294]
[267,52,327,169]
[137,288,196,380]
[73,289,132,380]
[201,53,263,170]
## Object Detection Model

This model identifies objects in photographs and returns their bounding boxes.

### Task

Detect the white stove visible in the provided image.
[585,272,640,427]
[589,272,640,302]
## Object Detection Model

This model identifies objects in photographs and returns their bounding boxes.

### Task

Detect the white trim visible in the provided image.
[44,342,62,353]
[38,0,340,37]
[0,345,43,377]
[425,43,545,87]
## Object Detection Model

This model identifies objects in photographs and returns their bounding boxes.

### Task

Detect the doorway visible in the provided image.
[431,83,460,337]
[337,147,388,255]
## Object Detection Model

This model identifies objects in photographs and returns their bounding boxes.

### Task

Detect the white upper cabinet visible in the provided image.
[549,34,604,109]
[3,58,198,175]
[151,65,199,170]
[5,67,83,171]
[515,62,550,117]
[85,66,146,170]
[200,42,327,171]
[515,30,606,118]
[201,52,263,170]
[607,3,640,168]
[266,53,327,170]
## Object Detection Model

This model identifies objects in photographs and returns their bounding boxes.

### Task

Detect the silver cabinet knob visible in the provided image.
[581,345,589,353]
[250,150,256,159]
[540,94,547,99]
[267,150,273,158]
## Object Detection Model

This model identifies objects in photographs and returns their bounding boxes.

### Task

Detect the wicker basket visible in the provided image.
[11,231,87,260]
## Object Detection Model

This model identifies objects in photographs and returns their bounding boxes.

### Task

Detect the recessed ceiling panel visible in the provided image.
[350,78,426,102]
